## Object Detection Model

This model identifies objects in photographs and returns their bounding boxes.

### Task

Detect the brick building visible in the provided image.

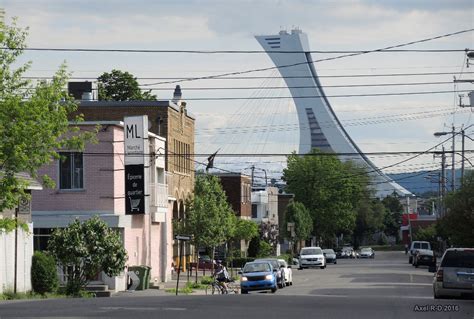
[73,86,195,266]
[213,173,252,219]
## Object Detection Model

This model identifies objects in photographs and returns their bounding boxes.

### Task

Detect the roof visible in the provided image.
[78,100,196,120]
[0,171,43,190]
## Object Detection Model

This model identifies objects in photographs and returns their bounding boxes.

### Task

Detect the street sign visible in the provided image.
[174,235,192,241]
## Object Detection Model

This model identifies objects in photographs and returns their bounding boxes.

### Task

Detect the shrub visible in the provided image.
[200,276,213,285]
[229,257,255,268]
[31,251,59,295]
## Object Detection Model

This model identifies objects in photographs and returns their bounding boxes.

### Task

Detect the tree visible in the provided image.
[176,175,236,263]
[97,69,156,101]
[283,149,370,244]
[48,216,127,296]
[353,199,386,248]
[284,201,312,253]
[437,171,474,247]
[382,194,404,242]
[0,17,95,212]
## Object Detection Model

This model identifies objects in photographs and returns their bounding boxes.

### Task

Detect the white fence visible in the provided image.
[0,224,33,294]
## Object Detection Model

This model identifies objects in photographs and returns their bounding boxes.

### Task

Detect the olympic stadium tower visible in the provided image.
[255,29,411,197]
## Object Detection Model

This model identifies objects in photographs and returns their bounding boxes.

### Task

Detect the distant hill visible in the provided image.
[388,169,464,196]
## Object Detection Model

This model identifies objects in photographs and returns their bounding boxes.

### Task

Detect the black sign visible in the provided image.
[125,164,145,214]
[174,235,192,241]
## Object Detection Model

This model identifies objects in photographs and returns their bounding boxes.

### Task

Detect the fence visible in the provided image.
[0,224,33,294]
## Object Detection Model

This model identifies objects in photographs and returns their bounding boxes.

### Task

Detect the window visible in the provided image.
[59,152,83,189]
[252,204,258,218]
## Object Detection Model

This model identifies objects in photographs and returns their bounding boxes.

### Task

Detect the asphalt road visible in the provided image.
[0,251,472,319]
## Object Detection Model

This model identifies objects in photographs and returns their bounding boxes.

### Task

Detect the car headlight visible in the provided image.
[265,274,273,280]
[241,276,248,282]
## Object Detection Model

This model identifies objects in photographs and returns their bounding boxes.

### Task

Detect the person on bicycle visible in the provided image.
[213,260,230,293]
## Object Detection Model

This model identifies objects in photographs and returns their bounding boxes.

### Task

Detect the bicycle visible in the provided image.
[205,278,226,295]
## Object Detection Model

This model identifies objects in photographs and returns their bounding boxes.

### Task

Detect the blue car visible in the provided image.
[240,261,278,294]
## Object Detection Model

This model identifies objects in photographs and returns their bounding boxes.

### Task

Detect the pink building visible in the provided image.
[32,120,173,292]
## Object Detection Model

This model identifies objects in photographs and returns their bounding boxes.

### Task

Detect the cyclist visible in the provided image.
[213,260,230,293]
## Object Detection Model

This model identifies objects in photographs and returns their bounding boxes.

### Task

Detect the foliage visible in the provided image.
[257,241,273,258]
[175,175,236,260]
[382,194,403,241]
[283,149,370,243]
[31,251,59,295]
[0,16,96,211]
[353,198,386,247]
[283,201,312,241]
[200,276,214,285]
[229,257,255,268]
[0,289,67,300]
[437,171,474,247]
[233,218,258,242]
[0,217,29,233]
[165,286,193,294]
[186,281,206,289]
[48,216,127,296]
[98,69,156,101]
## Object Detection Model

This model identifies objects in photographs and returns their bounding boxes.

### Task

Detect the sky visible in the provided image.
[3,0,474,191]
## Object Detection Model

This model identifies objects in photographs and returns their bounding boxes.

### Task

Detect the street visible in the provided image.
[0,251,472,319]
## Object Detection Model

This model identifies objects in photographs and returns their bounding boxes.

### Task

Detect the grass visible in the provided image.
[165,286,194,294]
[0,290,68,301]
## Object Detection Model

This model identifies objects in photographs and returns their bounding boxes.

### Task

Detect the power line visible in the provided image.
[155,89,471,101]
[22,71,474,81]
[145,28,474,85]
[7,48,467,54]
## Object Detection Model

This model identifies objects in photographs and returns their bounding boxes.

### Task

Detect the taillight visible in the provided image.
[436,269,443,282]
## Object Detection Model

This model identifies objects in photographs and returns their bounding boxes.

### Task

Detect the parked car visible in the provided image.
[409,241,431,264]
[433,248,474,299]
[323,249,337,264]
[240,261,278,294]
[341,247,356,259]
[277,259,293,286]
[189,255,215,270]
[298,247,326,269]
[412,249,435,268]
[359,247,375,259]
[254,258,286,288]
[335,248,343,259]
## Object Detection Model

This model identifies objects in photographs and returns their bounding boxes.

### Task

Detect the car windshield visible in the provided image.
[301,248,322,255]
[361,248,371,252]
[441,250,474,268]
[323,249,335,254]
[243,263,271,273]
[420,243,430,249]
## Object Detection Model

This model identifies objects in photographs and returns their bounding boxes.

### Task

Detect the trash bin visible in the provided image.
[129,266,150,290]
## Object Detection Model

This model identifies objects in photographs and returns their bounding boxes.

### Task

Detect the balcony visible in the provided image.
[149,183,168,209]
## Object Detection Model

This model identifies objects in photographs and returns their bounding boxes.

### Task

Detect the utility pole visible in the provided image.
[461,129,465,185]
[441,146,446,218]
[451,125,455,191]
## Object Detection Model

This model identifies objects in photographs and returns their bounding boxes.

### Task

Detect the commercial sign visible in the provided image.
[124,116,149,215]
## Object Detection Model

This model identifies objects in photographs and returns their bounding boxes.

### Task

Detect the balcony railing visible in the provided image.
[149,183,168,208]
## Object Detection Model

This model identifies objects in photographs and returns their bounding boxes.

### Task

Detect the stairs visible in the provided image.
[85,284,112,297]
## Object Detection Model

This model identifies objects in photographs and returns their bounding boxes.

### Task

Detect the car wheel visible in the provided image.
[334,261,337,264]
[241,289,248,294]
[290,281,293,286]
[409,256,413,264]
[320,265,326,269]
[271,287,277,293]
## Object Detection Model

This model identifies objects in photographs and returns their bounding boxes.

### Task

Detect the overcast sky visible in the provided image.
[3,0,474,189]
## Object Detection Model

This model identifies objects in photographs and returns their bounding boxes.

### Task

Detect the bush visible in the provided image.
[31,251,58,295]
[200,276,214,285]
[257,241,273,258]
[229,257,255,268]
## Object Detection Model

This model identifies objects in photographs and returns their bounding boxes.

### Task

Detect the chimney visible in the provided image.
[172,85,182,104]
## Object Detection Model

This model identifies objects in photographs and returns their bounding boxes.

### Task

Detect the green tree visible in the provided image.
[31,251,59,295]
[0,17,95,212]
[176,175,236,263]
[48,216,127,296]
[438,171,474,247]
[284,201,312,253]
[98,69,156,101]
[283,149,370,243]
[382,194,404,242]
[353,199,386,248]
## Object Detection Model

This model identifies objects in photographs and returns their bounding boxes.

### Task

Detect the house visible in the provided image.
[32,119,172,291]
[0,173,42,294]
[251,186,280,255]
[73,85,195,268]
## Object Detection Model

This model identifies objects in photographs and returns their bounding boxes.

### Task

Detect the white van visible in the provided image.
[298,247,326,269]
[409,241,431,264]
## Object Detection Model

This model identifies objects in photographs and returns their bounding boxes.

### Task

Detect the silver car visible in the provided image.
[433,248,474,299]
